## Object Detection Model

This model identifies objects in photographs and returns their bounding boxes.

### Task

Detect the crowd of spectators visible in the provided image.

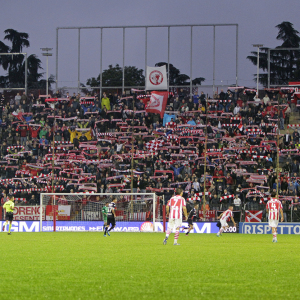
[0,86,300,222]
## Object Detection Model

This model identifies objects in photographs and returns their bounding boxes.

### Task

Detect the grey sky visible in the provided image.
[1,0,299,94]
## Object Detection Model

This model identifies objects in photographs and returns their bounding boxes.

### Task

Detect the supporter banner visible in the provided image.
[83,211,102,221]
[14,206,46,221]
[45,205,71,221]
[245,210,263,222]
[0,221,219,233]
[240,222,300,234]
[198,210,215,220]
[146,91,168,118]
[145,65,167,90]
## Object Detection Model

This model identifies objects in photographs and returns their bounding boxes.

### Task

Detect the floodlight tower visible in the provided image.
[41,48,53,96]
[253,44,264,95]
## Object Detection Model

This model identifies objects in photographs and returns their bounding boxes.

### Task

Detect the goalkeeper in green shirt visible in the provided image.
[2,194,15,235]
[102,203,109,237]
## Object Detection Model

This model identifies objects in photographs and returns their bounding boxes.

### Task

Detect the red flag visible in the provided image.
[146,91,168,118]
[12,111,24,122]
[245,210,262,222]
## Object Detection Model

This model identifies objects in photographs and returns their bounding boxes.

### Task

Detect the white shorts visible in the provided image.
[220,219,229,228]
[269,219,278,228]
[168,218,182,230]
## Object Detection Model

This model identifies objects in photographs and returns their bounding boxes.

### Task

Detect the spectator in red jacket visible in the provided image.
[214,166,223,177]
[226,173,234,185]
[29,125,40,141]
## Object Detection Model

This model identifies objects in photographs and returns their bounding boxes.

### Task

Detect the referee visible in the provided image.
[104,198,117,236]
[2,194,15,235]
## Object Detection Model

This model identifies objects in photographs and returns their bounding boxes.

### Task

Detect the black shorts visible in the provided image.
[5,212,14,222]
[187,218,193,226]
[107,216,116,227]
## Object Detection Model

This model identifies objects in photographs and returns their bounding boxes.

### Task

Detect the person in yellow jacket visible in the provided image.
[101,93,111,111]
[2,194,15,235]
[68,128,78,143]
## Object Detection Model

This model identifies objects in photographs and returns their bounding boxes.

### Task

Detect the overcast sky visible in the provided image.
[1,0,299,94]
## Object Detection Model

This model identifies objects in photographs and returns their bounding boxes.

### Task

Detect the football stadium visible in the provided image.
[1,1,300,299]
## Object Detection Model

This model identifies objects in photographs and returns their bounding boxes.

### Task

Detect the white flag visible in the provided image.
[146,65,168,90]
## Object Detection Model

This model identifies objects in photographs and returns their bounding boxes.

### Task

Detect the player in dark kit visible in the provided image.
[104,198,117,236]
[183,202,199,235]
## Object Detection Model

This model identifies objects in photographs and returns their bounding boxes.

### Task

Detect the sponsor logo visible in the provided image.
[223,226,237,233]
[140,222,153,232]
[0,221,220,233]
[0,221,39,232]
[240,222,300,234]
[14,206,45,221]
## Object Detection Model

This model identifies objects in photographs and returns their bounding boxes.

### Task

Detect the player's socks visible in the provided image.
[174,230,179,244]
[217,228,224,236]
[3,221,8,231]
[166,228,171,239]
[8,223,12,233]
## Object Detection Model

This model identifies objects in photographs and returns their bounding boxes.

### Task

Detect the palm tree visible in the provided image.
[4,29,30,52]
[0,41,10,70]
[26,54,43,84]
[3,29,30,87]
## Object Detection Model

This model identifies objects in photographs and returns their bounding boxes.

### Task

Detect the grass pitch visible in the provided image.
[0,232,299,300]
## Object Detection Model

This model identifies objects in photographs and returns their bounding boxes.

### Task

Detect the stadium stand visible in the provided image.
[0,87,299,222]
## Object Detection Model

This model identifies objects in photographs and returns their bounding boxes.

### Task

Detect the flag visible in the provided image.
[145,65,168,90]
[146,91,168,118]
[245,210,262,222]
[12,111,24,122]
[238,123,243,131]
[145,139,164,152]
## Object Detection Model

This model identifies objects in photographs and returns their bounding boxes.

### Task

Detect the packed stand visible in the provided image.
[0,87,299,222]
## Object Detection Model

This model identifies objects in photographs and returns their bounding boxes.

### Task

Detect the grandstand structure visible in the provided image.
[1,85,300,226]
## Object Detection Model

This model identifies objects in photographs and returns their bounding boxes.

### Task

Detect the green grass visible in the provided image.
[0,232,299,300]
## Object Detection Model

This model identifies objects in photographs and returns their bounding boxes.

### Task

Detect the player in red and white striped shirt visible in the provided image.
[266,195,283,243]
[216,206,236,237]
[163,188,188,246]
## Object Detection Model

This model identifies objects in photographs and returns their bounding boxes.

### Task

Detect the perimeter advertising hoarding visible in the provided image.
[240,222,300,234]
[0,221,220,233]
[13,206,46,221]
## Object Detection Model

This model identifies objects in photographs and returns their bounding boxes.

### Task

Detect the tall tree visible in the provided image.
[247,21,300,86]
[26,54,44,88]
[0,29,45,89]
[4,29,30,87]
[155,62,205,86]
[86,64,145,87]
